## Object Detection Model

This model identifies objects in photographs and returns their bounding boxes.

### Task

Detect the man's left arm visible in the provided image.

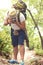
[15,13,26,30]
[15,20,26,30]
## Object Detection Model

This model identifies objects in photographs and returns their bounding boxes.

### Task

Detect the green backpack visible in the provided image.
[13,1,27,19]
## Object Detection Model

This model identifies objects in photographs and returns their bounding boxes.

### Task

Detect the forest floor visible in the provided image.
[0,47,43,65]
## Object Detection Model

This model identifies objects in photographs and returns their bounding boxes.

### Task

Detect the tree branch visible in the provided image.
[27,8,43,49]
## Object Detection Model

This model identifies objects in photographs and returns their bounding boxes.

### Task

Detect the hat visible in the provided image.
[9,8,16,16]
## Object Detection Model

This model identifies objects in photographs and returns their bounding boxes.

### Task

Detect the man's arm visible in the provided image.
[4,19,8,26]
[15,21,26,30]
[4,18,12,26]
[15,12,26,30]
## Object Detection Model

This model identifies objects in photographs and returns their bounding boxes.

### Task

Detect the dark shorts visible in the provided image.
[11,28,25,47]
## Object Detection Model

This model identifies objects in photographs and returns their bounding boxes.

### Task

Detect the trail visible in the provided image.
[0,47,43,65]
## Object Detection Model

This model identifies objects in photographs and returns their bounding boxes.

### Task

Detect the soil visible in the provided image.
[0,47,43,65]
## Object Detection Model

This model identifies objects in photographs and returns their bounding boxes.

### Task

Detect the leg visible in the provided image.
[18,30,25,61]
[8,29,19,64]
[8,45,19,64]
[20,45,25,61]
[13,46,18,60]
[11,29,18,60]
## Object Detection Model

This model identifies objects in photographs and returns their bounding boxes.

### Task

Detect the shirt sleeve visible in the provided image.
[20,13,25,22]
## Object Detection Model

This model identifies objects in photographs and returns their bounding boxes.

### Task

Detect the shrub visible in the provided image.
[35,48,43,56]
[0,28,13,55]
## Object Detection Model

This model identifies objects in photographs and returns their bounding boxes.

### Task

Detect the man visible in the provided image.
[13,0,29,48]
[4,8,25,65]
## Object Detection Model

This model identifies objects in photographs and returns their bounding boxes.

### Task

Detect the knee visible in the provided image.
[20,45,25,51]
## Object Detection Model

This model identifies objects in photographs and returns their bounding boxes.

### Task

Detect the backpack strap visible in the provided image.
[16,11,20,23]
[17,12,20,22]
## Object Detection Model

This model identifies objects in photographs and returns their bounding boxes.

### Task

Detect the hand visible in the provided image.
[14,21,20,25]
[8,19,12,24]
[4,21,8,25]
[4,19,12,25]
[11,20,19,24]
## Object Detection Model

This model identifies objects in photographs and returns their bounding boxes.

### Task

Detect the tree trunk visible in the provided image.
[27,9,43,49]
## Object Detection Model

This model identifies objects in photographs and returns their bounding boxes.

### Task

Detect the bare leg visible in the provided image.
[13,46,18,60]
[20,45,25,61]
[8,46,19,64]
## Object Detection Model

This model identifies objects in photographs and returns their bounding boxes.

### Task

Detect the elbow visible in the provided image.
[4,21,8,26]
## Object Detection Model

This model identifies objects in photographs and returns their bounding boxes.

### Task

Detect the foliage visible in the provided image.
[0,27,13,54]
[0,9,7,22]
[25,0,43,50]
[0,9,13,55]
[0,0,43,56]
[35,48,43,56]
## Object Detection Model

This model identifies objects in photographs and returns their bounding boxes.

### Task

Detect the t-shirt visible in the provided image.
[4,12,25,30]
[11,13,25,30]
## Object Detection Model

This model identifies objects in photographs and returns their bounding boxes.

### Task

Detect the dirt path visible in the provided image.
[0,48,43,65]
[17,48,35,62]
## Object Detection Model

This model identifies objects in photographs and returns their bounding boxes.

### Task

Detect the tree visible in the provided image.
[27,9,43,49]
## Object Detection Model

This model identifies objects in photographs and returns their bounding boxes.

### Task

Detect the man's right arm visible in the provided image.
[4,17,12,26]
[4,19,8,26]
[4,11,11,26]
